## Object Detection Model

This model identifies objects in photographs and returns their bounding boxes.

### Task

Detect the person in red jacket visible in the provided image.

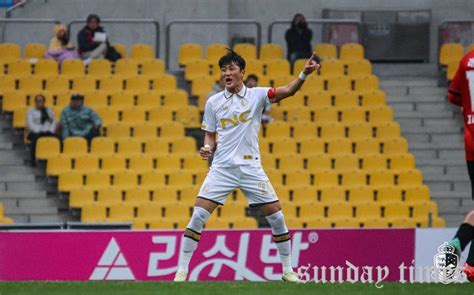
[447,49,474,282]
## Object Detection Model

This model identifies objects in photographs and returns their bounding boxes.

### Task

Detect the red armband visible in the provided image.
[267,87,276,100]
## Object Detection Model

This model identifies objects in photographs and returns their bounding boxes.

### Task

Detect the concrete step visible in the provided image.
[4,205,57,215]
[0,174,35,182]
[410,141,463,149]
[415,157,466,166]
[380,79,438,88]
[0,190,47,198]
[373,64,438,78]
[439,214,465,227]
[431,191,471,200]
[3,181,47,192]
[387,95,446,103]
[422,170,469,182]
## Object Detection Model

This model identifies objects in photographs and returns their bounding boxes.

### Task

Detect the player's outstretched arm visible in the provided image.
[200,131,216,160]
[270,53,320,103]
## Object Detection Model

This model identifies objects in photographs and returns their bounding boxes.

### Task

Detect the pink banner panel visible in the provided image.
[0,229,414,281]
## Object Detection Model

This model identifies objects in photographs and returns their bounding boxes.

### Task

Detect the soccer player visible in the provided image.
[174,49,319,282]
[446,48,474,282]
[447,211,474,281]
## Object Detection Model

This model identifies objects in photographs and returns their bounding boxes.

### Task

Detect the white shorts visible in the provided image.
[197,165,279,207]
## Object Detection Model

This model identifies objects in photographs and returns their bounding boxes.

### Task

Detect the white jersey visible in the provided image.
[201,85,271,167]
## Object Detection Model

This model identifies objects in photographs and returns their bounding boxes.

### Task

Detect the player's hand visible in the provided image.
[200,145,213,160]
[303,53,320,75]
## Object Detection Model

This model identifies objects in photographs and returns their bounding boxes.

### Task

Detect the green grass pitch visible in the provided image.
[0,282,472,295]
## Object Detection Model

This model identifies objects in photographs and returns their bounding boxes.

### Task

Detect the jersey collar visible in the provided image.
[224,85,247,99]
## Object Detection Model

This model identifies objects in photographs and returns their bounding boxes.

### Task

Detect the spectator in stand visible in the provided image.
[285,13,313,66]
[207,76,225,98]
[44,24,79,67]
[26,94,57,165]
[77,14,121,65]
[245,74,273,124]
[60,94,102,142]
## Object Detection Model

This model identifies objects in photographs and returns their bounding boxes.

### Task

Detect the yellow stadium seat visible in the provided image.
[305,154,332,170]
[439,43,464,66]
[327,76,352,92]
[113,172,139,190]
[368,106,393,123]
[45,76,70,92]
[191,75,215,96]
[361,217,388,228]
[62,137,88,157]
[8,60,32,76]
[0,43,20,61]
[131,43,154,59]
[137,203,165,219]
[162,89,188,107]
[164,203,193,218]
[121,109,146,123]
[98,76,124,91]
[134,124,158,139]
[112,43,127,58]
[319,59,344,77]
[101,155,127,173]
[298,202,325,219]
[185,60,210,81]
[84,91,109,109]
[348,186,374,203]
[114,58,138,79]
[2,92,28,112]
[71,76,97,92]
[157,155,182,171]
[382,138,408,154]
[152,187,178,203]
[405,185,430,202]
[61,59,85,78]
[313,171,338,187]
[376,186,402,203]
[125,188,151,205]
[141,171,166,189]
[96,189,122,206]
[128,155,155,173]
[160,122,185,137]
[292,58,308,75]
[12,108,27,128]
[333,218,361,228]
[298,138,325,155]
[151,74,177,92]
[318,123,346,139]
[148,107,174,124]
[36,137,60,160]
[0,76,16,92]
[206,217,231,229]
[69,189,94,208]
[346,59,372,76]
[264,121,290,138]
[334,92,359,107]
[291,122,317,139]
[136,93,161,109]
[18,77,43,92]
[178,43,202,66]
[260,43,284,61]
[24,43,47,59]
[348,123,374,140]
[233,43,257,60]
[375,122,400,139]
[389,154,415,170]
[107,204,135,222]
[362,90,386,107]
[46,155,72,176]
[35,59,58,77]
[86,172,111,190]
[110,92,135,108]
[389,218,418,228]
[117,138,143,154]
[218,203,247,218]
[326,138,353,155]
[304,218,332,229]
[334,154,360,171]
[354,75,379,91]
[124,76,150,91]
[317,187,346,203]
[278,154,303,171]
[354,139,381,155]
[243,59,264,77]
[397,170,423,186]
[81,205,107,222]
[91,137,115,157]
[327,202,353,218]
[170,137,197,155]
[384,202,410,218]
[53,92,71,108]
[265,59,290,77]
[74,155,100,173]
[341,170,366,187]
[369,170,394,187]
[87,59,112,78]
[95,108,119,126]
[58,172,84,192]
[446,61,459,81]
[355,202,381,218]
[176,106,200,128]
[182,156,207,172]
[314,43,337,60]
[340,43,365,60]
[206,43,227,63]
[140,59,165,77]
[362,154,387,171]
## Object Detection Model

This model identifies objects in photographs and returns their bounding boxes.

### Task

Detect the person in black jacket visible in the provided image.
[285,13,312,65]
[77,14,121,64]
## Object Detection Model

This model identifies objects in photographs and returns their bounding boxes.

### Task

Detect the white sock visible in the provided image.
[177,206,211,273]
[265,210,293,273]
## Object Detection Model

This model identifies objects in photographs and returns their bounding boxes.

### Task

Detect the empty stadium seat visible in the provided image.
[439,43,464,66]
[130,44,154,59]
[24,43,47,59]
[178,43,202,66]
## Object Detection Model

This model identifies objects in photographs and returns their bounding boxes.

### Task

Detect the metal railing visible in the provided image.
[268,18,363,44]
[165,19,262,69]
[67,18,160,58]
[0,18,58,42]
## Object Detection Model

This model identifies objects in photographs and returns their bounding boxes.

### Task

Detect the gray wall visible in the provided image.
[2,0,474,69]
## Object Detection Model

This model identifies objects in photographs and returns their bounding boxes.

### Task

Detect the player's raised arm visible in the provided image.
[269,53,320,103]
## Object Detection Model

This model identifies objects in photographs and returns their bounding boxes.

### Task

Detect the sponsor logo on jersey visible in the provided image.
[220,110,253,129]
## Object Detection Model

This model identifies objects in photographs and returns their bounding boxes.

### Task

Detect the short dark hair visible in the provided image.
[218,48,246,70]
[71,94,84,101]
[86,14,101,24]
[246,74,259,82]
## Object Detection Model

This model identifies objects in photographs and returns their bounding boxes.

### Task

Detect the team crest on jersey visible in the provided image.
[468,58,474,68]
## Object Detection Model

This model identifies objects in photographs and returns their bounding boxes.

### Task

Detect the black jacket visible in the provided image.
[77,25,106,54]
[285,25,312,58]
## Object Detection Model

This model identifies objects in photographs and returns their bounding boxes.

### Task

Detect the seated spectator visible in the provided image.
[60,94,102,142]
[26,94,57,165]
[285,13,312,65]
[77,14,121,64]
[44,24,79,67]
[245,75,273,124]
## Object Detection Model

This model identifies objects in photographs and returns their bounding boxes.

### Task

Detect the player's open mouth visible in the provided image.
[225,78,232,83]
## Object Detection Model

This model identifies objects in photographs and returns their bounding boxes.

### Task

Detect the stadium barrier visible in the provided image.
[0,18,58,43]
[67,18,160,58]
[165,19,262,69]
